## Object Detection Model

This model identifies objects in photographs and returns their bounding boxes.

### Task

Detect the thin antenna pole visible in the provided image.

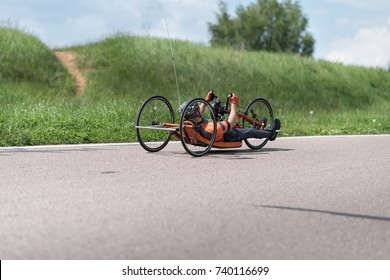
[165,18,181,106]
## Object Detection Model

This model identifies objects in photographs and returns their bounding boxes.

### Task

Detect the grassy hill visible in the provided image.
[75,35,390,111]
[0,27,76,98]
[1,28,389,146]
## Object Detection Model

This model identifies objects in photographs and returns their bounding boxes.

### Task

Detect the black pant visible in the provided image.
[224,128,272,142]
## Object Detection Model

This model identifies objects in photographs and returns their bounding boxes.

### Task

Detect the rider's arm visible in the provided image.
[199,91,214,116]
[199,91,238,130]
[227,93,239,127]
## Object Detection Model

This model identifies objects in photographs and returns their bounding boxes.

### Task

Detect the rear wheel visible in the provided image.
[179,98,217,157]
[243,98,274,150]
[136,96,174,152]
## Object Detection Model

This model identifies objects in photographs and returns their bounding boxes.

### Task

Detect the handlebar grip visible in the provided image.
[210,91,215,100]
[228,93,239,105]
[206,90,215,102]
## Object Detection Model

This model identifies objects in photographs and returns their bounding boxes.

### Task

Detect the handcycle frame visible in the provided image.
[135,93,275,157]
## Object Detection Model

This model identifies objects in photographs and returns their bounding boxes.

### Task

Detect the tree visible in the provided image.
[209,0,315,56]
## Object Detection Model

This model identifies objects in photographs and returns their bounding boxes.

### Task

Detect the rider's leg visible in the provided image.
[224,128,272,142]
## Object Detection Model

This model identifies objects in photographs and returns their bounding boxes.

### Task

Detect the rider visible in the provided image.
[179,91,281,142]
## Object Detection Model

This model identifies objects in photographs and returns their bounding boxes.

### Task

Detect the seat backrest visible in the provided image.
[183,121,242,148]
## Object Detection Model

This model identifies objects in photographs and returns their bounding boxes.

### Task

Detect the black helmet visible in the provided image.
[179,101,200,119]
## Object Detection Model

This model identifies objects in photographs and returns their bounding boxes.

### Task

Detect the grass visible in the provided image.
[0,100,136,146]
[0,27,389,146]
[281,110,389,136]
[0,27,76,95]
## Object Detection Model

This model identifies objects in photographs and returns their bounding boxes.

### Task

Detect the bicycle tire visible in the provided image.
[243,98,274,150]
[179,98,217,157]
[136,95,175,152]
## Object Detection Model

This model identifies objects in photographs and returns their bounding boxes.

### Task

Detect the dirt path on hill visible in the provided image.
[55,51,86,95]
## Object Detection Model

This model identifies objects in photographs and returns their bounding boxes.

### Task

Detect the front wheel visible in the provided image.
[179,98,217,157]
[243,98,274,150]
[136,96,174,152]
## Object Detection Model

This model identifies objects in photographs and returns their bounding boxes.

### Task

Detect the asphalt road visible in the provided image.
[1,135,389,260]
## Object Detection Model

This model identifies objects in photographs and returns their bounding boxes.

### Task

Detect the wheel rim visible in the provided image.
[136,96,174,152]
[243,98,274,150]
[179,98,216,157]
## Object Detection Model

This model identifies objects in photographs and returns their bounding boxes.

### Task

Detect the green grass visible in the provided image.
[74,35,390,109]
[0,99,136,146]
[1,28,389,146]
[0,27,76,96]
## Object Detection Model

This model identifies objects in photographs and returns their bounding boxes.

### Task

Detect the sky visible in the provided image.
[1,0,390,68]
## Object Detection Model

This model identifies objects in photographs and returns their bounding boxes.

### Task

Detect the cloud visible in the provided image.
[45,0,217,46]
[323,0,390,9]
[147,0,217,42]
[326,26,390,68]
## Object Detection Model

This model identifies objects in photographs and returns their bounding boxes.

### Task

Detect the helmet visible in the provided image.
[179,101,200,119]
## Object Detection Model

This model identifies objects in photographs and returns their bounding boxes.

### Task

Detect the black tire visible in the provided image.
[179,98,217,157]
[243,98,274,150]
[136,96,174,152]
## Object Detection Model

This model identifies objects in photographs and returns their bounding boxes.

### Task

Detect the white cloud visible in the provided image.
[326,26,390,68]
[323,0,390,9]
[65,15,107,30]
[147,0,217,42]
[41,0,217,46]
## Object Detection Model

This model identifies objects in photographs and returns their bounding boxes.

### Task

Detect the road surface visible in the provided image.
[1,135,389,259]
